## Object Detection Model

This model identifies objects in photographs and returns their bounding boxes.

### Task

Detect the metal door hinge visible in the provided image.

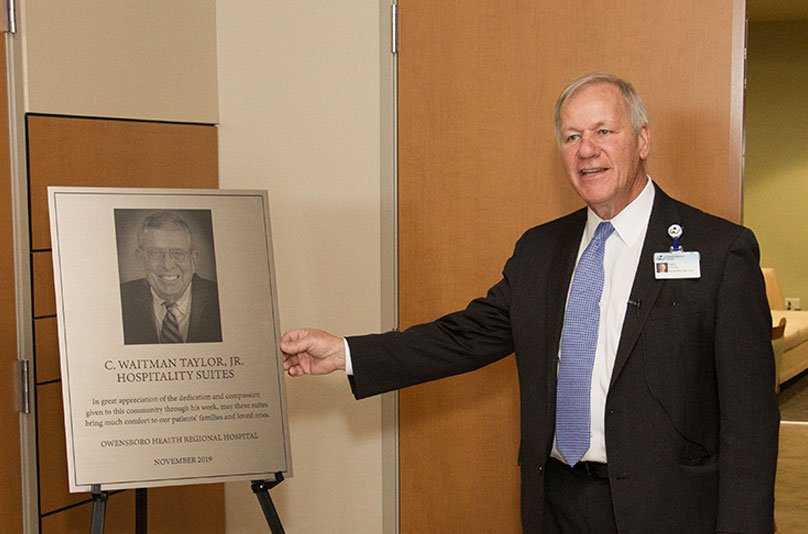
[2,0,16,33]
[17,359,30,414]
[391,3,398,54]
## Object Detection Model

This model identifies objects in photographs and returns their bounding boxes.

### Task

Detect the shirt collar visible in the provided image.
[150,280,193,319]
[585,176,655,247]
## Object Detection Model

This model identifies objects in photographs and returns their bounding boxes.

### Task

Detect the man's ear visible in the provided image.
[637,124,650,160]
[135,247,144,260]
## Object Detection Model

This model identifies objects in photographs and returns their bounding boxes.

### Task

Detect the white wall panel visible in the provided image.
[216,2,386,533]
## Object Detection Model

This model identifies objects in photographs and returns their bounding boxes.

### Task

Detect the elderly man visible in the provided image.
[120,211,222,345]
[281,73,778,533]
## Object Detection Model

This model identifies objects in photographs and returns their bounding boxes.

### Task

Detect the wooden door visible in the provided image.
[26,115,224,532]
[397,1,745,531]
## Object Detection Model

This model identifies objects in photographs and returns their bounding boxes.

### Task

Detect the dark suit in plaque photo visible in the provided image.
[115,209,223,345]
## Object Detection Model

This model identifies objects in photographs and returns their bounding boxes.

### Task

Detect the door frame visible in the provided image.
[5,27,40,534]
[380,1,400,533]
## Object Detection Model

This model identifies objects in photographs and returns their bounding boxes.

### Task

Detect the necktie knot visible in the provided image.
[593,221,614,244]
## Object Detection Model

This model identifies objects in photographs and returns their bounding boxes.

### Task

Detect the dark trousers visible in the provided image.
[542,458,618,534]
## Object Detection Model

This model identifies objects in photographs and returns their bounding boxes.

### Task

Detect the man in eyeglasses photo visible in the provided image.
[118,210,222,345]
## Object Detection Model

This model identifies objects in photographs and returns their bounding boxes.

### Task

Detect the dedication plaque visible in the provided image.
[48,188,291,491]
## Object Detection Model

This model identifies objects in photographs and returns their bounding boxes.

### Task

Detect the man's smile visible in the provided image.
[579,167,609,176]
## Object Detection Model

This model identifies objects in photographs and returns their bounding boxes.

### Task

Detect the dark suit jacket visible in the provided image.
[120,273,223,344]
[347,185,779,533]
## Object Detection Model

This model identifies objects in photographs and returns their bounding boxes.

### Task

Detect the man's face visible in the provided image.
[137,227,197,302]
[558,82,650,220]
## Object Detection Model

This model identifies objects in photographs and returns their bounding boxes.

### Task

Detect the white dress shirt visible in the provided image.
[151,283,193,342]
[346,178,656,465]
[552,177,654,463]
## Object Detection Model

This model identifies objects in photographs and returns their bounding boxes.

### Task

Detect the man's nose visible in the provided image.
[161,253,178,268]
[577,134,599,158]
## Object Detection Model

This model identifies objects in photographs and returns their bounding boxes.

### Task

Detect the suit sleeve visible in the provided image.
[346,236,529,399]
[714,228,779,533]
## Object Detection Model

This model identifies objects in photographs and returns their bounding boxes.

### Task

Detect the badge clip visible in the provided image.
[655,224,700,279]
[668,224,683,252]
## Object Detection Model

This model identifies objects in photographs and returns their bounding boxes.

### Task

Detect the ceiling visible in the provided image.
[747,0,808,21]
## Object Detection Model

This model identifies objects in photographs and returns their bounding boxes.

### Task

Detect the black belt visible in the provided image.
[550,457,609,479]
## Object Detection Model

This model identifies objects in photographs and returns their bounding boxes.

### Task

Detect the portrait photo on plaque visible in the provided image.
[49,187,292,492]
[114,209,222,345]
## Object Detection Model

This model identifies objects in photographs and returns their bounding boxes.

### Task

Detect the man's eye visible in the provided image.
[169,249,189,261]
[598,129,611,135]
[565,134,580,142]
[144,248,189,261]
[145,249,163,261]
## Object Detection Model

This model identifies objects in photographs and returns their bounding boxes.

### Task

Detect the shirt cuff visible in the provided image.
[343,337,353,375]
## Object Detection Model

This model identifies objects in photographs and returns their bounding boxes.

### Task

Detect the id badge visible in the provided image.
[654,251,701,279]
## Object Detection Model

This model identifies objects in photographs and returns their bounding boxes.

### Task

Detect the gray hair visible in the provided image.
[554,72,648,146]
[137,211,195,250]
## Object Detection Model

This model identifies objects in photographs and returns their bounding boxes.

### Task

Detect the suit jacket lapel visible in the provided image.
[135,279,160,342]
[610,186,680,387]
[188,274,209,340]
[545,211,586,408]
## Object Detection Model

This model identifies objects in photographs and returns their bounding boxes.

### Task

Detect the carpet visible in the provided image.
[779,369,808,421]
[775,422,808,532]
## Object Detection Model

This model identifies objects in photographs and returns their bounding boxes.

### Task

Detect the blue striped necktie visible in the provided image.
[556,221,614,465]
[160,302,183,343]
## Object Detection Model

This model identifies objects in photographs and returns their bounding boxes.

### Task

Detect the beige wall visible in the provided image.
[17,0,388,531]
[216,2,386,533]
[21,0,218,122]
[744,21,808,308]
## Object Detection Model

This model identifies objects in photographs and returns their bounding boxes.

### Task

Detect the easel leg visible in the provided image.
[136,488,148,534]
[251,474,285,534]
[90,484,108,534]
